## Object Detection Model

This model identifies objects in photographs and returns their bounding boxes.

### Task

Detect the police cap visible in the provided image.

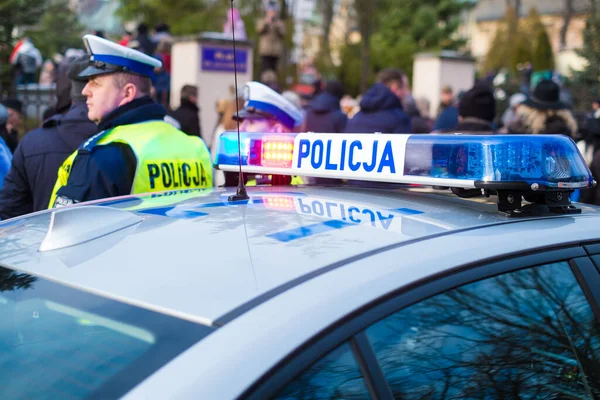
[234,81,303,130]
[79,34,162,79]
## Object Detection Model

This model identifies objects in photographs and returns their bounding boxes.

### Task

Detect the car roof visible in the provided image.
[0,185,598,327]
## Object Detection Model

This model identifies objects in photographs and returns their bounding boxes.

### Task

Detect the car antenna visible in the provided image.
[227,0,250,202]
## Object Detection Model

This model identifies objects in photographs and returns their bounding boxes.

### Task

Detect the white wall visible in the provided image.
[171,41,199,111]
[440,60,475,110]
[413,58,441,118]
[413,55,475,118]
[171,39,253,148]
[292,0,317,63]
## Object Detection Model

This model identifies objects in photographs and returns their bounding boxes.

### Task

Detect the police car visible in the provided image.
[0,133,599,399]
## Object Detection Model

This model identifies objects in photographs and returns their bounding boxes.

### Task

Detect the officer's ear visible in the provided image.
[271,123,285,133]
[113,74,140,105]
[120,83,138,104]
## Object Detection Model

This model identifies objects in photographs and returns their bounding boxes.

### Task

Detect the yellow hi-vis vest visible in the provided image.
[49,121,213,208]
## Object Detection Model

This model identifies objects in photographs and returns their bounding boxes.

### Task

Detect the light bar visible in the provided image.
[261,138,295,167]
[214,131,297,175]
[215,132,595,191]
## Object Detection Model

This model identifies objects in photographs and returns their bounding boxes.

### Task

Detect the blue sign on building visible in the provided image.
[201,46,248,73]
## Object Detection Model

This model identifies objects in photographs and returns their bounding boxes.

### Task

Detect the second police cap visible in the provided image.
[78,34,162,79]
[235,81,303,130]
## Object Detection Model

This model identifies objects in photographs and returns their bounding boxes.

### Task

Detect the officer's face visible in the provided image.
[82,75,129,123]
[240,118,288,133]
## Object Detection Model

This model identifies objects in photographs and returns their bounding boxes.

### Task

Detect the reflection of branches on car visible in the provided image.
[370,263,600,398]
[0,267,37,292]
[278,347,366,399]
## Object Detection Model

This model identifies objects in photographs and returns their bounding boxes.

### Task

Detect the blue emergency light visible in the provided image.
[402,134,592,190]
[215,131,595,215]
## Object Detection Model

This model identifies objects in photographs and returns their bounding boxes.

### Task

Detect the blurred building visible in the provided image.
[292,0,317,64]
[461,0,592,76]
[69,0,124,37]
[330,0,358,66]
[293,0,357,67]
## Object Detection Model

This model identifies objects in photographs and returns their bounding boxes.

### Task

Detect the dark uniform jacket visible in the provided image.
[0,102,97,219]
[345,83,411,134]
[305,92,347,133]
[433,105,459,132]
[54,97,167,205]
[404,99,433,133]
[171,99,201,137]
[453,117,496,133]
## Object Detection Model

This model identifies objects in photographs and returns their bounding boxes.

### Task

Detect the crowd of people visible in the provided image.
[9,24,175,112]
[0,3,598,224]
[226,63,600,203]
[0,32,214,220]
[240,65,582,141]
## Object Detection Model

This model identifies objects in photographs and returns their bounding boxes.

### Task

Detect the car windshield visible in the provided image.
[0,266,213,399]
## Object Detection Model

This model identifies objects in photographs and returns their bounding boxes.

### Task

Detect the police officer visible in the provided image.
[224,81,303,186]
[49,35,212,208]
[0,55,97,219]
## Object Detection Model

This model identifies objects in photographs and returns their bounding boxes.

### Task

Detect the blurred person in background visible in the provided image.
[575,98,600,204]
[580,114,600,205]
[282,90,304,131]
[212,85,244,187]
[303,80,347,185]
[224,7,247,40]
[39,59,57,85]
[152,38,172,108]
[506,79,577,137]
[415,97,434,132]
[454,84,497,133]
[0,55,97,219]
[10,38,43,85]
[43,49,86,121]
[518,61,534,94]
[171,85,201,137]
[500,93,526,132]
[305,80,347,134]
[152,23,172,45]
[131,23,156,55]
[312,78,323,98]
[261,69,281,93]
[345,68,411,134]
[577,97,600,166]
[118,31,132,46]
[1,99,23,152]
[340,96,360,118]
[403,96,431,134]
[432,85,459,132]
[257,0,285,74]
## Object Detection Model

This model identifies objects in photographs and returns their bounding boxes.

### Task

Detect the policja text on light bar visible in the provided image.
[296,136,397,174]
